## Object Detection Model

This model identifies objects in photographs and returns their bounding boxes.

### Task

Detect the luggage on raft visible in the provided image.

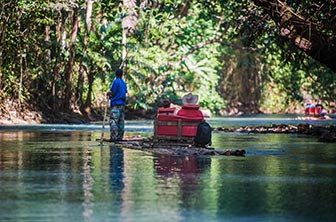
[194,121,212,147]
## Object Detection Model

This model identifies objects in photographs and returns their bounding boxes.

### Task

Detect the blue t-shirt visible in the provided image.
[110,78,127,107]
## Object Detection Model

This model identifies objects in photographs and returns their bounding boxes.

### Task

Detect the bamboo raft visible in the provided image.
[97,136,246,157]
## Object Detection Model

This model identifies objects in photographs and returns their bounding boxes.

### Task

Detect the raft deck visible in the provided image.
[97,136,246,157]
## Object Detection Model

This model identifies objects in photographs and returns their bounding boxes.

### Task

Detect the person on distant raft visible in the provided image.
[107,68,127,141]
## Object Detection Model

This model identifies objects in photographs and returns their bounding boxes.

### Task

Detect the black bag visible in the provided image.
[194,121,212,146]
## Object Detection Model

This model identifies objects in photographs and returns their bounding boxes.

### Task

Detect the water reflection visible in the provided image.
[109,146,125,191]
[82,146,94,221]
[154,155,211,210]
[0,128,336,221]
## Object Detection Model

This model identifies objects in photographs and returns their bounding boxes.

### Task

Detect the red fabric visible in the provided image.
[177,108,203,120]
[158,107,175,114]
[180,116,204,122]
[158,114,203,122]
[181,104,200,109]
[305,107,322,116]
[315,107,321,115]
[305,107,309,115]
[181,126,198,136]
[157,114,179,136]
[157,114,179,121]
[157,125,178,136]
[157,125,198,137]
[156,113,203,137]
[309,107,315,114]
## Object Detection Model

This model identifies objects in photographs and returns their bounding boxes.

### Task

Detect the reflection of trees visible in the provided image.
[0,131,95,219]
[2,130,336,220]
[82,146,94,221]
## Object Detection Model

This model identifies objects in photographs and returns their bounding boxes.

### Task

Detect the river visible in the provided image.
[0,116,336,222]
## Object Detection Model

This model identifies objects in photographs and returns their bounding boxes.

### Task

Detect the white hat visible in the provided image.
[182,93,199,105]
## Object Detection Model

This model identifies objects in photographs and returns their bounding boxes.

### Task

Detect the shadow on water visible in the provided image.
[0,116,336,222]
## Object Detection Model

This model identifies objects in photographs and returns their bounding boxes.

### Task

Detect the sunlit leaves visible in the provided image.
[1,0,335,116]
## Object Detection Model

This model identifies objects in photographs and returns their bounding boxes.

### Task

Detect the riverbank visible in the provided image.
[213,124,336,142]
[0,109,88,125]
[1,103,336,142]
[0,105,154,125]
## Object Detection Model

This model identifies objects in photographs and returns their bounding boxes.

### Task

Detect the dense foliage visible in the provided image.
[0,0,335,121]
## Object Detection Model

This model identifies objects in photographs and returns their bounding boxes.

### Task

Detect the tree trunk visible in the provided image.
[78,0,95,118]
[77,0,94,110]
[85,0,93,32]
[121,0,137,68]
[84,72,94,108]
[179,0,193,17]
[64,6,79,111]
[252,0,336,73]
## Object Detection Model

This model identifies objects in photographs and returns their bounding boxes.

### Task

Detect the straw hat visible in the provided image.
[182,93,199,105]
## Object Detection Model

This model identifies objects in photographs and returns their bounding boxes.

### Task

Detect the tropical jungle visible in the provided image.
[0,0,335,124]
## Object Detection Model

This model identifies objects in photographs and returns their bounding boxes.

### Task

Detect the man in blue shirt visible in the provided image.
[107,68,127,141]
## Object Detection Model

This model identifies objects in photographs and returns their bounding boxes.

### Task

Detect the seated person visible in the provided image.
[305,99,315,108]
[177,93,204,120]
[162,99,170,108]
[315,99,323,109]
[314,99,323,115]
[320,106,331,119]
[157,99,175,115]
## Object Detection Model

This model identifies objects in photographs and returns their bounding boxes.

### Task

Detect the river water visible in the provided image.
[0,116,336,222]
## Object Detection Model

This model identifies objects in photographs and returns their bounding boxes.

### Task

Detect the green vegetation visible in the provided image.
[0,0,335,121]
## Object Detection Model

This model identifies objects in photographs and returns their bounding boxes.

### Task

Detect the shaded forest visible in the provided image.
[0,0,335,123]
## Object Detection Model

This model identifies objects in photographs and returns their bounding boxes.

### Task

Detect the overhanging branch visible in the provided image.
[252,0,336,73]
[179,36,261,66]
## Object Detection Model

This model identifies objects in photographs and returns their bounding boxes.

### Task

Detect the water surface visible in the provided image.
[0,116,336,222]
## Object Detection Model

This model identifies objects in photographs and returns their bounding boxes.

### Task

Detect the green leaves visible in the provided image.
[1,0,335,117]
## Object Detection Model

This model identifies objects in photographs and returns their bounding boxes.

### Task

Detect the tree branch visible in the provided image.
[179,36,260,66]
[252,0,336,73]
